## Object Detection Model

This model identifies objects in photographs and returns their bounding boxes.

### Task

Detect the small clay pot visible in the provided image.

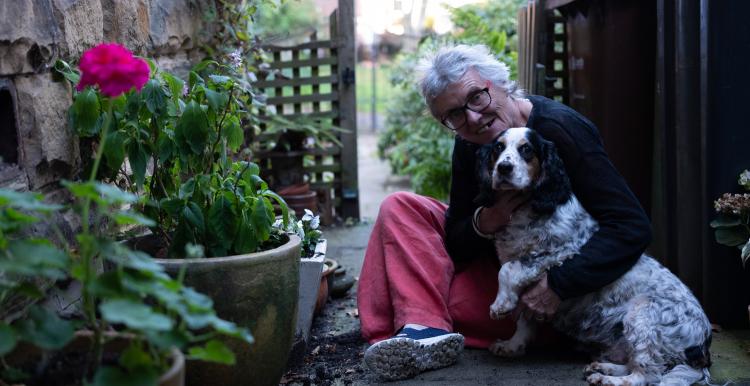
[315,258,339,314]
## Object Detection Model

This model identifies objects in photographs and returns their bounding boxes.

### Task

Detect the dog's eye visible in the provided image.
[495,142,505,153]
[518,144,534,160]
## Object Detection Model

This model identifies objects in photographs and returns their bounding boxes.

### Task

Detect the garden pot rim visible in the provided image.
[152,235,301,267]
[73,331,184,383]
[301,238,327,262]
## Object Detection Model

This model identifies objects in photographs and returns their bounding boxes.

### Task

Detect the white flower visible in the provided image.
[182,83,189,97]
[229,48,243,69]
[310,215,320,230]
[272,218,283,228]
[296,220,305,239]
[184,243,205,259]
[739,169,750,189]
[302,209,314,222]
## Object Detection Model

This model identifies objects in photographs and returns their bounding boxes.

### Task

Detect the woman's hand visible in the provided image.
[517,273,561,322]
[476,191,531,234]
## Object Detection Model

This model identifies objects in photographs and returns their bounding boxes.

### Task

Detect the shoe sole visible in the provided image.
[363,334,464,381]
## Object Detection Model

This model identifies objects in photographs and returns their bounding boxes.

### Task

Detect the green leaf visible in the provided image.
[1,239,69,279]
[233,215,258,254]
[72,88,101,136]
[90,366,158,386]
[54,59,80,84]
[157,134,175,162]
[99,242,167,278]
[143,329,191,351]
[0,322,18,356]
[17,306,74,350]
[179,178,196,199]
[113,210,156,227]
[159,198,184,217]
[128,139,148,188]
[192,60,218,73]
[189,71,205,88]
[225,116,243,151]
[175,100,209,155]
[103,130,127,174]
[204,88,229,113]
[119,345,154,372]
[207,195,237,251]
[162,72,185,100]
[209,318,254,344]
[251,197,273,241]
[95,182,139,204]
[188,339,236,365]
[100,299,173,331]
[208,75,231,85]
[714,226,750,247]
[182,202,205,235]
[0,189,61,212]
[710,214,742,228]
[263,190,290,227]
[142,79,166,115]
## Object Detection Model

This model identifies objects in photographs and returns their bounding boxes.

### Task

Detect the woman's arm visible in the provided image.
[444,137,496,262]
[538,119,652,300]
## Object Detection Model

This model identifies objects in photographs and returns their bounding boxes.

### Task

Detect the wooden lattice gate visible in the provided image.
[253,0,359,223]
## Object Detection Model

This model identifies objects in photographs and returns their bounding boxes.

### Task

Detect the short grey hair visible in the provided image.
[417,44,524,114]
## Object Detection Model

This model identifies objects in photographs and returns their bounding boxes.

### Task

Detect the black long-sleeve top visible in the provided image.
[444,95,652,300]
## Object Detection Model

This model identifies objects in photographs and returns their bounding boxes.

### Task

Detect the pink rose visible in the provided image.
[76,43,150,97]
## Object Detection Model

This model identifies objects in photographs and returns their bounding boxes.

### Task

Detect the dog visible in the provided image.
[475,127,712,386]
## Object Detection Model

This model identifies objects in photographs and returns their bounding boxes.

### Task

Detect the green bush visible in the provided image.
[378,0,524,201]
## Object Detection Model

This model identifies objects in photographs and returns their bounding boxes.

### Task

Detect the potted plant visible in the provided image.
[710,169,750,266]
[0,44,251,385]
[55,43,300,386]
[709,169,750,323]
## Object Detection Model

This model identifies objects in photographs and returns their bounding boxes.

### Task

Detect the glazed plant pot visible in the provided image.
[154,235,301,386]
[5,331,184,386]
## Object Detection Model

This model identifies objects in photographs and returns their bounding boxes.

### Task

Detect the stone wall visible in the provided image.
[0,0,215,193]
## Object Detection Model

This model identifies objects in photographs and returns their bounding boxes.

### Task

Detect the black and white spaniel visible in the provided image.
[475,127,712,386]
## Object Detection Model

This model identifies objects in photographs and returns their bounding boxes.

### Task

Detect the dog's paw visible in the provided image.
[489,307,511,320]
[488,339,526,358]
[585,373,624,386]
[490,295,516,318]
[584,362,629,377]
[585,373,606,385]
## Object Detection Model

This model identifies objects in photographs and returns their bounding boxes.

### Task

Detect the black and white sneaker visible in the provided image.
[363,324,464,381]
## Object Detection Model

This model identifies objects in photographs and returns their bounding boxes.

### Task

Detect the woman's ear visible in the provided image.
[474,143,497,207]
[530,135,571,214]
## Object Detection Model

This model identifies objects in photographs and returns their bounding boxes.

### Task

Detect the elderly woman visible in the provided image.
[357,44,652,380]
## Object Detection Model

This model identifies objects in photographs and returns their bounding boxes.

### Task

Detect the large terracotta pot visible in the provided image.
[6,331,184,386]
[154,235,301,386]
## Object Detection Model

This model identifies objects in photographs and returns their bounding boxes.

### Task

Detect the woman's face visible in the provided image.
[430,68,525,145]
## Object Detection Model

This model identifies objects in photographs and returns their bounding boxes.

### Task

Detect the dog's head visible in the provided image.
[475,127,572,214]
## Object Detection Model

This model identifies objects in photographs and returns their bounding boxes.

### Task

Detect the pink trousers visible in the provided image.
[357,191,518,348]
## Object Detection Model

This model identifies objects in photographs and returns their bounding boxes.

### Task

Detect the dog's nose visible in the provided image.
[496,161,513,175]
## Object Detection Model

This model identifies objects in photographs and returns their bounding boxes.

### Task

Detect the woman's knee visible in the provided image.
[378,191,423,217]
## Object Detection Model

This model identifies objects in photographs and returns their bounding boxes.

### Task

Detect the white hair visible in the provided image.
[417,44,524,114]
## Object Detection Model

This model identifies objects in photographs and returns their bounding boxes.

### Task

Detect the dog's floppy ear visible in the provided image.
[474,142,497,207]
[530,132,572,214]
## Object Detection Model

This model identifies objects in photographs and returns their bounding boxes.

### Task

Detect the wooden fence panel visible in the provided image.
[254,0,359,222]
